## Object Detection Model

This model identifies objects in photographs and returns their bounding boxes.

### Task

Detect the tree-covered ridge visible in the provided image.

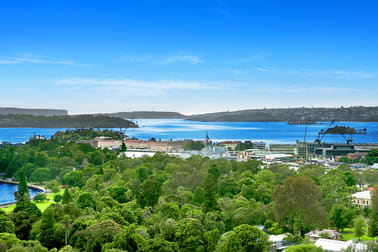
[0,136,378,251]
[51,128,125,142]
[187,106,378,122]
[0,114,138,128]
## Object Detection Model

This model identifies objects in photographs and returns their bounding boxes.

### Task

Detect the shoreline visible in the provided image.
[0,179,46,207]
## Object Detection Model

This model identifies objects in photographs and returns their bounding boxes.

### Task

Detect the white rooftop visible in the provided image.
[269,234,288,242]
[315,238,367,252]
[352,190,371,200]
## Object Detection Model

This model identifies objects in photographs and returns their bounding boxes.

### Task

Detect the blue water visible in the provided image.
[0,119,378,144]
[0,183,43,205]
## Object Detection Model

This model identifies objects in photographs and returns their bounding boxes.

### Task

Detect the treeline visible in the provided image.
[51,128,125,142]
[0,135,378,251]
[0,107,68,116]
[186,106,378,122]
[0,114,138,128]
[104,111,185,119]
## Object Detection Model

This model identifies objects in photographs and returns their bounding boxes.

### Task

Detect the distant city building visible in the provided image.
[269,144,296,155]
[218,141,241,150]
[314,144,371,158]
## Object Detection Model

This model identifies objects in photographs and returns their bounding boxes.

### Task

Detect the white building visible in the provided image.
[314,238,367,252]
[351,190,371,207]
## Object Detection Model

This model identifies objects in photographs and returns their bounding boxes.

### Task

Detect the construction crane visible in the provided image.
[314,120,367,144]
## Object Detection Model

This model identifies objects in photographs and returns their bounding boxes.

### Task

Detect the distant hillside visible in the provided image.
[187,106,378,122]
[0,114,138,128]
[105,111,185,119]
[0,107,68,116]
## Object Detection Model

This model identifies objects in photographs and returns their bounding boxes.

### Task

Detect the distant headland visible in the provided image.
[1,106,378,127]
[0,107,68,116]
[185,106,378,122]
[0,114,137,128]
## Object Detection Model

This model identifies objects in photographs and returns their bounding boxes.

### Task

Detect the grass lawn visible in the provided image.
[1,189,64,214]
[341,227,375,241]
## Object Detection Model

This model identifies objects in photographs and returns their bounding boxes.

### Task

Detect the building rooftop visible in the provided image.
[352,190,371,200]
[315,238,367,251]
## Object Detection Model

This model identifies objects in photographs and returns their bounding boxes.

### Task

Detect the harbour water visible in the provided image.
[0,119,378,144]
[0,182,43,205]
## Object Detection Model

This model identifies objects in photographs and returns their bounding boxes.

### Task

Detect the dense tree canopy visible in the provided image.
[0,131,377,251]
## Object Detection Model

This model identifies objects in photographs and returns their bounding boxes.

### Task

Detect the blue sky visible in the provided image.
[1,0,378,114]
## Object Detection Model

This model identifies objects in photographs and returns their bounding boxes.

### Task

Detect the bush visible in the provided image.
[54,195,63,203]
[33,193,47,202]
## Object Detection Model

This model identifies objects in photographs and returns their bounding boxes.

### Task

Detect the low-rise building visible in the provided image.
[351,190,371,207]
[269,144,296,155]
[97,139,122,150]
[314,238,367,252]
[218,141,241,150]
[305,229,341,241]
[124,139,187,152]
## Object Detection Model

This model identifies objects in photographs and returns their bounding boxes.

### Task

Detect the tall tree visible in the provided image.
[137,176,162,208]
[354,216,367,239]
[273,176,328,235]
[329,204,354,232]
[62,188,72,205]
[39,208,56,249]
[369,185,378,236]
[203,165,220,213]
[216,224,270,252]
[15,170,29,202]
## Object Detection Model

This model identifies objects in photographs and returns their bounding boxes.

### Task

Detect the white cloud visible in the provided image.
[162,53,204,65]
[0,56,91,67]
[251,85,363,94]
[55,77,234,95]
[253,66,375,79]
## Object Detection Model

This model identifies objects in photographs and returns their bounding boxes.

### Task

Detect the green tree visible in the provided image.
[121,142,127,152]
[62,188,72,205]
[204,229,220,252]
[30,168,51,183]
[137,165,149,182]
[329,204,354,231]
[273,176,328,235]
[320,169,350,210]
[108,224,145,252]
[216,224,270,252]
[39,208,56,249]
[369,185,378,237]
[62,215,71,247]
[76,192,95,209]
[85,220,122,251]
[15,170,29,202]
[10,210,39,240]
[63,170,84,187]
[203,165,220,213]
[255,170,275,184]
[175,218,203,252]
[354,216,367,239]
[140,237,178,252]
[0,215,15,233]
[184,141,205,150]
[193,187,205,205]
[33,193,47,202]
[108,186,129,203]
[137,176,162,208]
